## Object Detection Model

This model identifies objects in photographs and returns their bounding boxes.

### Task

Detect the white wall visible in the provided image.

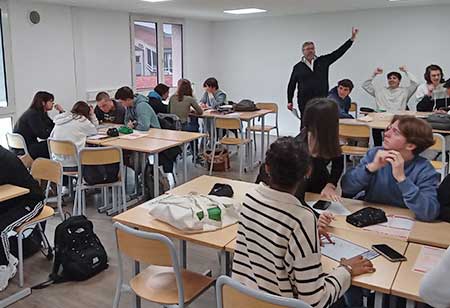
[212,5,450,136]
[6,0,212,118]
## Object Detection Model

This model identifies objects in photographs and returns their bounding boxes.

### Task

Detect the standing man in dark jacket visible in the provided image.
[287,27,359,127]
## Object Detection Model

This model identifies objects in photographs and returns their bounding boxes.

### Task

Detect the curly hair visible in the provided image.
[265,136,311,189]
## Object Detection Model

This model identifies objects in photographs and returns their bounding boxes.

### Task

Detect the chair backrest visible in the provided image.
[430,134,446,174]
[339,123,370,139]
[349,102,357,113]
[113,222,184,305]
[256,102,278,113]
[47,138,78,157]
[216,118,241,130]
[31,158,63,185]
[6,133,29,155]
[78,146,122,165]
[216,276,311,308]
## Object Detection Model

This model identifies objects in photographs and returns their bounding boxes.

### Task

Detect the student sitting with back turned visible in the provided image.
[147,83,170,114]
[327,79,354,119]
[0,146,44,291]
[199,77,227,109]
[50,101,99,169]
[94,91,126,124]
[115,86,160,130]
[420,246,450,308]
[169,79,203,130]
[13,91,65,159]
[341,115,440,221]
[233,137,375,308]
[416,64,448,112]
[362,66,418,112]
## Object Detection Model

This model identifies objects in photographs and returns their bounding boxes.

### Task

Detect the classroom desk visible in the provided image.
[102,137,182,197]
[224,228,407,308]
[390,243,426,307]
[143,129,207,183]
[305,193,450,248]
[196,109,273,165]
[0,184,30,202]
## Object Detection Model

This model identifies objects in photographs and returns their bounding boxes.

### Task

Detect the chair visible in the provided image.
[349,102,358,119]
[113,222,215,308]
[76,146,126,216]
[6,133,33,169]
[15,158,59,287]
[216,275,311,308]
[429,133,447,179]
[339,123,371,172]
[249,102,279,150]
[210,118,252,178]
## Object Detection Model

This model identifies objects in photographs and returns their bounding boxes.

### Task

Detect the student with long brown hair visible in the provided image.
[168,79,203,129]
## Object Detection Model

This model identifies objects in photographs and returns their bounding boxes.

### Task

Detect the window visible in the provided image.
[132,17,183,92]
[133,21,158,91]
[163,23,183,87]
[0,5,13,148]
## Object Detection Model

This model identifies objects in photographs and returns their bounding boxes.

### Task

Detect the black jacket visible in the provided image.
[13,108,54,147]
[0,146,44,209]
[416,95,450,112]
[148,97,168,114]
[287,39,353,111]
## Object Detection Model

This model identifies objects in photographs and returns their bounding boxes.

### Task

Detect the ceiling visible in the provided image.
[23,0,450,21]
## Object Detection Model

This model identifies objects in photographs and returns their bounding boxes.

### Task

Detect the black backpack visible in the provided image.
[426,113,450,130]
[49,215,108,282]
[158,113,182,130]
[234,99,259,112]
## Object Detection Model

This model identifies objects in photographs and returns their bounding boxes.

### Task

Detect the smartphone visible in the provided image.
[372,244,407,262]
[313,200,331,210]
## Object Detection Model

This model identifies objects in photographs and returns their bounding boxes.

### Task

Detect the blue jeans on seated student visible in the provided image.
[182,119,200,156]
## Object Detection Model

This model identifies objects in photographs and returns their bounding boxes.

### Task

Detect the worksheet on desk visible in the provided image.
[306,201,352,216]
[321,235,379,262]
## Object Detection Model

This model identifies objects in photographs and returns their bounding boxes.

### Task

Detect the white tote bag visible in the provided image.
[145,193,241,232]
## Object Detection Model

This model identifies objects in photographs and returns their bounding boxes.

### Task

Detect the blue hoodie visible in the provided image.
[124,94,160,131]
[341,147,440,221]
[327,86,353,119]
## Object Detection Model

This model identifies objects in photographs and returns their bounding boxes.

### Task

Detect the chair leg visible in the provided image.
[82,190,87,216]
[121,182,127,213]
[276,127,280,138]
[18,232,24,287]
[57,184,64,221]
[209,142,217,175]
[267,131,270,147]
[239,145,244,179]
[343,154,347,173]
[253,131,256,153]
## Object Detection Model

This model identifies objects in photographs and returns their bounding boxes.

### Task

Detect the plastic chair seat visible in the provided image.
[431,160,444,170]
[130,265,215,305]
[341,145,369,156]
[248,125,276,132]
[220,137,251,145]
[15,206,54,233]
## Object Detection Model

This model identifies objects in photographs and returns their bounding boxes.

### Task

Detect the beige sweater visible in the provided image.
[168,95,203,123]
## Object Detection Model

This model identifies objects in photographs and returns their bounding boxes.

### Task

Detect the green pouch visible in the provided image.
[118,126,133,134]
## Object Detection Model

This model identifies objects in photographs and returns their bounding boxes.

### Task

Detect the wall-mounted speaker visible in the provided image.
[29,11,40,25]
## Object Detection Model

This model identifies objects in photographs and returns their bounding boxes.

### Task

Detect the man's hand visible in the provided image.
[287,102,293,111]
[351,27,359,41]
[374,67,383,76]
[127,120,135,129]
[367,149,390,172]
[399,65,408,73]
[385,150,406,182]
[427,84,435,96]
[320,183,341,202]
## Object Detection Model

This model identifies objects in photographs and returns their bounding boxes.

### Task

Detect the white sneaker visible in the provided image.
[8,254,18,279]
[0,264,13,291]
[62,186,70,196]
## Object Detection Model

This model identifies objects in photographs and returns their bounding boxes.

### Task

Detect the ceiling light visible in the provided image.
[224,8,267,15]
[141,0,171,2]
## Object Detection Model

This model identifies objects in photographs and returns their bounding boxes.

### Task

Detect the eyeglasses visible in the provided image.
[385,125,402,136]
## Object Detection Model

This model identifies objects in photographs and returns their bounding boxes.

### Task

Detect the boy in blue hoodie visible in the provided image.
[342,115,440,221]
[115,86,160,130]
[327,79,354,119]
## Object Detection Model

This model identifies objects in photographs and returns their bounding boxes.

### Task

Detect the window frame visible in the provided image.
[130,14,184,93]
[0,1,15,123]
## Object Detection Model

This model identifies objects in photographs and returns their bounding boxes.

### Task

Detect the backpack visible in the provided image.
[426,113,450,130]
[49,215,108,282]
[144,164,170,200]
[158,113,182,131]
[233,99,258,112]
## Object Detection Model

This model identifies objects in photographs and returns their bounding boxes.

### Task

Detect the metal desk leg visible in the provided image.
[183,143,188,183]
[153,153,159,197]
[141,153,146,198]
[374,292,383,308]
[220,250,232,276]
[261,115,266,163]
[406,299,415,308]
[0,288,31,307]
[179,240,187,269]
[134,152,139,195]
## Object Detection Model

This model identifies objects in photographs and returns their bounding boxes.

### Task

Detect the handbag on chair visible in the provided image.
[204,147,230,172]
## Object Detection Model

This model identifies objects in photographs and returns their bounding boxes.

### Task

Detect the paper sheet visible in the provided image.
[118,132,147,140]
[321,235,379,262]
[87,134,108,140]
[363,215,414,240]
[306,201,352,216]
[291,108,301,120]
[413,246,446,273]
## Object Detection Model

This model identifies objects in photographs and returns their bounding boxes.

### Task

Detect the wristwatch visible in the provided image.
[338,263,353,276]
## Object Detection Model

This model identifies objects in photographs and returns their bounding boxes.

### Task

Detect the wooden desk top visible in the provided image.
[0,185,30,202]
[86,136,119,145]
[101,137,182,153]
[225,227,407,294]
[167,175,258,203]
[390,243,425,302]
[199,109,272,121]
[145,129,207,143]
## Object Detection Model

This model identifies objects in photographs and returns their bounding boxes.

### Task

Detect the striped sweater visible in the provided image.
[232,183,351,307]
